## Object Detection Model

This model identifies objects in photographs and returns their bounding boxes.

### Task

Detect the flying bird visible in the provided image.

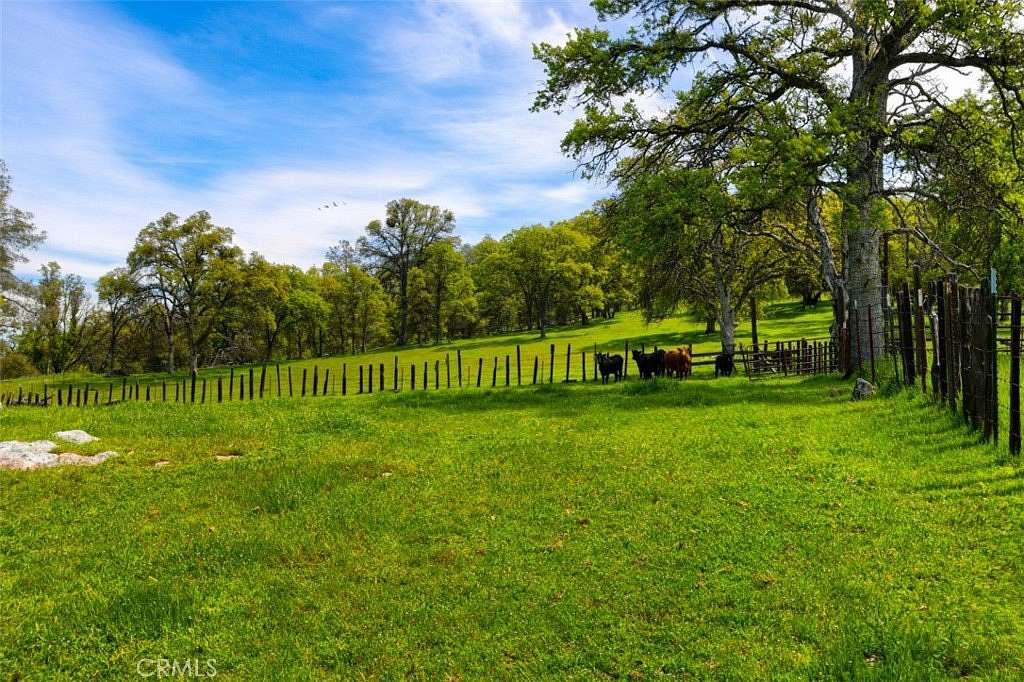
[317,200,347,210]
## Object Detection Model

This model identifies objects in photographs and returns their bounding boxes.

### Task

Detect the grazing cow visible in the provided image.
[596,353,624,384]
[665,347,692,378]
[652,348,667,377]
[631,349,661,379]
[714,353,735,378]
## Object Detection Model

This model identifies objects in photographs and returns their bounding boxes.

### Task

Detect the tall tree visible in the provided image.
[129,211,243,374]
[358,199,455,345]
[96,266,145,373]
[467,237,522,334]
[0,160,45,307]
[420,240,467,344]
[22,262,98,374]
[533,0,1024,367]
[495,225,591,338]
[607,167,790,352]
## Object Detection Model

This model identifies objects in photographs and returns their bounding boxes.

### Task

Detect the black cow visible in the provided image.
[631,349,662,380]
[596,352,624,384]
[652,349,667,377]
[715,353,735,378]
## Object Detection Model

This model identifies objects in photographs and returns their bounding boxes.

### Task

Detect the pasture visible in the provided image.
[0,303,832,401]
[2,302,1023,679]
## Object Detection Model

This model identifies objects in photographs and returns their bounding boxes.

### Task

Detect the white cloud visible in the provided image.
[2,1,606,283]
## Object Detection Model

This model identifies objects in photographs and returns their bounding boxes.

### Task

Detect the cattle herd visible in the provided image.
[594,347,736,384]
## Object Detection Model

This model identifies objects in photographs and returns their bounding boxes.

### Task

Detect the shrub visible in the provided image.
[0,351,38,379]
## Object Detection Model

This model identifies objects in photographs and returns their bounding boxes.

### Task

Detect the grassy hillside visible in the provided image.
[1,301,833,398]
[1,377,1021,679]
[3,301,1021,679]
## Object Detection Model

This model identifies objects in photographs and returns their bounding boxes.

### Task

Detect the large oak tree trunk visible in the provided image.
[841,55,888,373]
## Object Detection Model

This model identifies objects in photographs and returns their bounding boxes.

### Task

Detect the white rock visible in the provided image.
[57,451,118,466]
[54,430,99,444]
[851,378,875,401]
[0,440,117,470]
[0,440,59,470]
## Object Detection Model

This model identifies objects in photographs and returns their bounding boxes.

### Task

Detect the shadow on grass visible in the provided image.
[376,374,847,417]
[443,317,622,352]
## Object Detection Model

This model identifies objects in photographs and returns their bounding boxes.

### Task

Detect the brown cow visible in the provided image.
[665,347,692,378]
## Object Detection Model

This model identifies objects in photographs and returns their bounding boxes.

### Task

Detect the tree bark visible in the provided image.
[842,51,888,370]
[710,229,737,354]
[397,269,409,346]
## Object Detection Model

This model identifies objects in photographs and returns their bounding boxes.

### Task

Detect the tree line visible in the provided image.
[1,185,641,378]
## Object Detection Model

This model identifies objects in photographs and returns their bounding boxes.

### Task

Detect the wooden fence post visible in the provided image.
[201,379,206,404]
[411,363,416,391]
[276,364,282,398]
[301,368,307,397]
[533,355,538,385]
[359,365,364,394]
[1009,295,1021,456]
[457,350,463,387]
[866,304,878,384]
[549,344,555,383]
[259,366,267,399]
[342,364,347,396]
[229,368,235,400]
[565,343,572,382]
[987,271,999,443]
[446,354,451,388]
[394,356,399,391]
[492,357,498,387]
[287,367,293,397]
[239,375,244,401]
[248,367,254,400]
[380,363,385,393]
[516,346,521,385]
[217,377,223,403]
[313,365,320,396]
[324,369,330,396]
[423,361,428,390]
[476,358,483,388]
[367,363,373,393]
[435,360,440,390]
[913,267,928,393]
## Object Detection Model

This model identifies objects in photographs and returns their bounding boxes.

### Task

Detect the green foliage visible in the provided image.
[358,198,456,345]
[0,349,36,379]
[0,159,45,294]
[17,262,98,374]
[128,211,244,372]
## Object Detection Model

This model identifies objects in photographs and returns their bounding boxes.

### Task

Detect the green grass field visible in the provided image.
[0,302,834,399]
[2,303,1022,679]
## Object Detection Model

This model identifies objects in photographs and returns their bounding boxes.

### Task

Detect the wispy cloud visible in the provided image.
[2,1,604,282]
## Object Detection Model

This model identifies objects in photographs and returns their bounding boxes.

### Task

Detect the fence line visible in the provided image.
[886,269,1021,459]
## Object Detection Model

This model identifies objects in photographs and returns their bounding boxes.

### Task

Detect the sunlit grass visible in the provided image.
[1,300,834,400]
[1,367,1021,678]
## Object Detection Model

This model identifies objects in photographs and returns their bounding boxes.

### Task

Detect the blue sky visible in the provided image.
[1,0,630,280]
